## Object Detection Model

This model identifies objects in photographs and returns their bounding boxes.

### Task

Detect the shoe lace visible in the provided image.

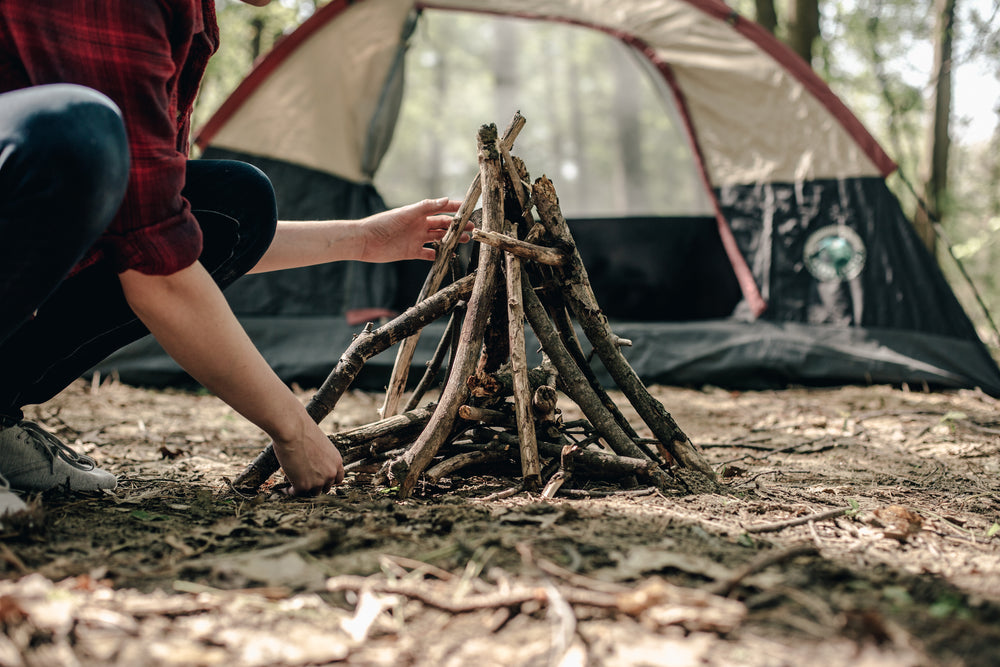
[20,422,97,472]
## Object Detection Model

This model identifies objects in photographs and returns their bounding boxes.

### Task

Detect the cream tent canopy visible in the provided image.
[96,0,1000,395]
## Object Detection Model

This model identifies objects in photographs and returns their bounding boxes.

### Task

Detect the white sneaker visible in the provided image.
[0,420,117,492]
[0,473,27,520]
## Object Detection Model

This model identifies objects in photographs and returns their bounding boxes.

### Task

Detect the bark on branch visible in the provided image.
[532,176,716,482]
[232,272,476,491]
[380,112,527,419]
[472,228,567,266]
[386,124,508,499]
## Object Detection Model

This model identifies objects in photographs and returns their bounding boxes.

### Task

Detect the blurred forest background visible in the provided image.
[196,0,1000,353]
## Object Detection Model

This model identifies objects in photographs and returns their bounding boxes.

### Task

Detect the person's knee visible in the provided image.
[231,161,278,256]
[6,85,129,235]
[30,85,129,220]
[239,161,278,234]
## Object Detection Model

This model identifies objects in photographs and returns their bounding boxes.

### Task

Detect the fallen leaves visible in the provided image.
[870,505,925,541]
[0,574,353,667]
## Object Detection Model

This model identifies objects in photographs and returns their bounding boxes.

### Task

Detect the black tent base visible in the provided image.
[90,317,1000,397]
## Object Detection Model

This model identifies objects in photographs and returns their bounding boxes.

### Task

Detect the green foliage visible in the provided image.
[845,498,861,516]
[194,0,327,132]
[928,592,973,620]
[821,1,930,178]
[882,584,914,607]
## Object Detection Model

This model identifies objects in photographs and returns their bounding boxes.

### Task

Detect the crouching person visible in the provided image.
[0,2,465,521]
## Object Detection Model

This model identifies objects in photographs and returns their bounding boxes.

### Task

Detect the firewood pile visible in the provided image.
[233,113,718,500]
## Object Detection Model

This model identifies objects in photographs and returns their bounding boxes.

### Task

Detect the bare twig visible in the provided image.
[381,112,526,418]
[426,450,510,484]
[532,176,715,481]
[472,229,567,266]
[388,125,507,499]
[707,544,819,596]
[744,507,851,534]
[232,274,475,491]
[505,226,541,488]
[458,404,512,425]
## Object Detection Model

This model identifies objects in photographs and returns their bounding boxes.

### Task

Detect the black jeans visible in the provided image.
[0,86,277,419]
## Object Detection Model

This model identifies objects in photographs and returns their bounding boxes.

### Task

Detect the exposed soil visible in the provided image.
[2,378,999,666]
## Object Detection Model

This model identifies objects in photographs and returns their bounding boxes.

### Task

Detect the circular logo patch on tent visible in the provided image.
[804,225,867,282]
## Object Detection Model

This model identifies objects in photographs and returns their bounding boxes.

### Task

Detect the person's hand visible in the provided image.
[120,264,345,496]
[270,420,345,495]
[359,197,467,263]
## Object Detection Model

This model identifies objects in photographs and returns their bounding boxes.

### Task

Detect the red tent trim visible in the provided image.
[195,0,356,148]
[198,0,897,180]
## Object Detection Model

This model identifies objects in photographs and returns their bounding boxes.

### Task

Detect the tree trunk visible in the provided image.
[427,42,448,198]
[786,0,820,66]
[612,49,647,214]
[915,0,956,254]
[493,20,520,126]
[755,0,778,34]
[249,15,266,62]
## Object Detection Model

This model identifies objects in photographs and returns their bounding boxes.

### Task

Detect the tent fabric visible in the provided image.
[97,318,1000,396]
[719,177,984,339]
[92,0,1000,397]
[196,0,894,187]
[200,0,414,184]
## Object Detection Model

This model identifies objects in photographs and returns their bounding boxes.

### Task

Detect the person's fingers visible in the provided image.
[282,483,318,497]
[414,196,460,215]
[426,215,455,229]
[284,477,336,496]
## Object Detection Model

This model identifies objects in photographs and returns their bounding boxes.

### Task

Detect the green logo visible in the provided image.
[804,225,867,282]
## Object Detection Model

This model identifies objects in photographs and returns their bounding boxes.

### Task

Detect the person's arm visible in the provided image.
[250,197,464,274]
[118,262,343,494]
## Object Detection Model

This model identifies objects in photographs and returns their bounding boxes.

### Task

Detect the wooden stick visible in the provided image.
[425,450,509,484]
[380,112,526,419]
[335,405,437,465]
[744,507,850,534]
[475,266,510,375]
[472,228,567,266]
[520,271,656,464]
[387,124,507,499]
[532,270,647,452]
[488,431,676,494]
[505,226,542,489]
[232,273,475,491]
[532,385,558,421]
[532,176,715,480]
[499,143,533,223]
[540,443,576,498]
[403,306,463,412]
[458,404,511,425]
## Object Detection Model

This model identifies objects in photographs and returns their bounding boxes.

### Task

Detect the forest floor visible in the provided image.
[1,378,999,666]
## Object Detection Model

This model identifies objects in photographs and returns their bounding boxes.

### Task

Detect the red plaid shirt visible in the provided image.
[0,0,219,275]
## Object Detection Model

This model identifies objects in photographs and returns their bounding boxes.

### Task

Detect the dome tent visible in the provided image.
[95,0,1000,395]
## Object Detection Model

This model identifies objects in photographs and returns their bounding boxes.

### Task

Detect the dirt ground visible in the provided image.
[1,376,999,666]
